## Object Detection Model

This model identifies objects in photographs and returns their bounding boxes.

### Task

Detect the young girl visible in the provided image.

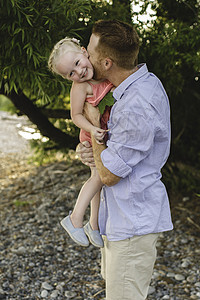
[48,37,114,247]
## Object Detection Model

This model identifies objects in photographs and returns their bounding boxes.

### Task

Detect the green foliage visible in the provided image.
[0,0,134,164]
[29,139,77,166]
[0,95,16,113]
[0,0,92,104]
[98,92,115,115]
[1,0,200,192]
[0,0,133,103]
[69,0,134,48]
[162,161,200,196]
[139,19,200,95]
[134,0,200,166]
[132,0,200,193]
[13,199,33,207]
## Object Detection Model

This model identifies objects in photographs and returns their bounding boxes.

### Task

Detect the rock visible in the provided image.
[195,282,200,287]
[21,275,29,282]
[190,295,198,300]
[41,282,54,290]
[64,291,78,298]
[148,286,156,295]
[50,290,59,298]
[28,262,35,267]
[175,274,185,281]
[0,289,5,300]
[181,261,190,268]
[11,246,26,255]
[57,246,63,252]
[181,238,188,244]
[186,275,196,283]
[41,290,48,298]
[56,284,63,292]
[167,272,175,278]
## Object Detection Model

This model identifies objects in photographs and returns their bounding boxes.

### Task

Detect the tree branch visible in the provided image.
[41,108,71,119]
[1,87,78,149]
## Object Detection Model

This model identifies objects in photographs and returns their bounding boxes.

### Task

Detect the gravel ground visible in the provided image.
[0,112,200,300]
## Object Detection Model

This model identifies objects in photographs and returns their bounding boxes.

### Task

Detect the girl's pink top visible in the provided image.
[79,79,114,145]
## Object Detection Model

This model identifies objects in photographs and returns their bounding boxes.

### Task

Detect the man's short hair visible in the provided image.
[92,20,139,70]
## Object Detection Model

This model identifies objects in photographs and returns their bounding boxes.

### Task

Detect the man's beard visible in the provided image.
[92,65,104,81]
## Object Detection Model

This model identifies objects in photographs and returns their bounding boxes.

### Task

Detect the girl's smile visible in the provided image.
[56,49,94,83]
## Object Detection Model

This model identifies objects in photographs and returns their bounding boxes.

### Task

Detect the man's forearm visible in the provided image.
[91,135,120,186]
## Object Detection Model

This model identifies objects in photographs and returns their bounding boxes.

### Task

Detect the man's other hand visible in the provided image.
[76,141,95,167]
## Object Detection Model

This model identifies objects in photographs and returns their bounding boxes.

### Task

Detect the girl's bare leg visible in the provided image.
[70,167,102,228]
[90,191,101,230]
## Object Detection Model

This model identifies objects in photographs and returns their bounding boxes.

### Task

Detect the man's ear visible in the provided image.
[103,58,113,71]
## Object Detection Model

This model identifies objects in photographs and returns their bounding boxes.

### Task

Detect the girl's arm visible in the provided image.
[70,81,92,132]
[70,82,106,143]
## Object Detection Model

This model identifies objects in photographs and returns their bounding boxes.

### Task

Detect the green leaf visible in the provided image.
[25,15,33,26]
[13,27,22,35]
[21,29,25,42]
[97,92,115,115]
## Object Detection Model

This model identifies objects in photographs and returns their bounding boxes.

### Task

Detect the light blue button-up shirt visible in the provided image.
[99,63,173,241]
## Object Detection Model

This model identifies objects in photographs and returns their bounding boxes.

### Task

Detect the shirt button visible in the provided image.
[101,198,104,202]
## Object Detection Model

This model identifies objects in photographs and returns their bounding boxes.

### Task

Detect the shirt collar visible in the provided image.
[113,63,148,101]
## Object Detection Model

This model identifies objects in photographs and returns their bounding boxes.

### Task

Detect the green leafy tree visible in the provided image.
[0,0,133,151]
[134,0,200,165]
[0,0,92,149]
[69,0,134,51]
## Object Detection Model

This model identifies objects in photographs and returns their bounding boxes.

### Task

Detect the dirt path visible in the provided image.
[0,111,31,155]
[0,111,34,189]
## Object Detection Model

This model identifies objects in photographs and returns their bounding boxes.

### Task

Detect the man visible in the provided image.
[78,20,173,300]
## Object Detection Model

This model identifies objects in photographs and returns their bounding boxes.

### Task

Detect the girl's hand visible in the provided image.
[91,127,107,144]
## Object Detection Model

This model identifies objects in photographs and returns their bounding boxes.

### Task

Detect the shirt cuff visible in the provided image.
[101,147,132,178]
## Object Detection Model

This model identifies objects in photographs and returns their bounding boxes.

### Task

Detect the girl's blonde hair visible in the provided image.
[48,37,81,75]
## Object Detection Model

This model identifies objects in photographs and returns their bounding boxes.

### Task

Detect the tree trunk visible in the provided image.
[41,108,71,119]
[5,89,78,149]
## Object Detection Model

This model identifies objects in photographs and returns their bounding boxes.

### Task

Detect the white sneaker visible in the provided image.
[84,222,104,248]
[60,215,89,247]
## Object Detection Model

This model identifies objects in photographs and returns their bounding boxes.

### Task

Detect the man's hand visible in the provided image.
[76,141,96,167]
[83,102,101,127]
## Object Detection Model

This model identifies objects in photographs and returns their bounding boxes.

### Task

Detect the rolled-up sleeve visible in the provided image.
[101,111,154,177]
[101,145,132,178]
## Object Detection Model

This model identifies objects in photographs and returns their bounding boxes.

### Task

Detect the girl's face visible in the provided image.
[56,48,94,83]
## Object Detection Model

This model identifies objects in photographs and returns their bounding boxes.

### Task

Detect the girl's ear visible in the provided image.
[81,46,87,54]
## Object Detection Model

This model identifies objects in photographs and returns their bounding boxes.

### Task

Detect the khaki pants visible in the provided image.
[101,233,159,300]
